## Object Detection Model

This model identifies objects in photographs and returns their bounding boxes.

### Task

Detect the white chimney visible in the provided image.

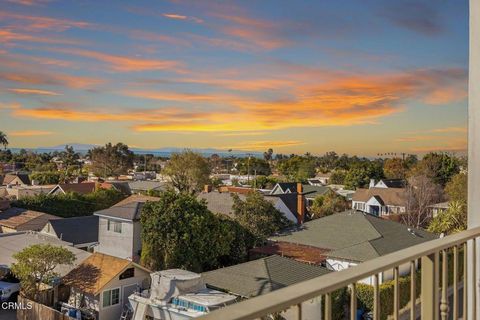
[369,179,376,189]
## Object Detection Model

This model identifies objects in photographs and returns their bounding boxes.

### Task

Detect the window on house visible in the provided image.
[107,220,122,233]
[119,267,134,280]
[102,288,120,308]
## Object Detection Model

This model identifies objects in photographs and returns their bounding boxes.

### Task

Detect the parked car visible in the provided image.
[0,266,20,302]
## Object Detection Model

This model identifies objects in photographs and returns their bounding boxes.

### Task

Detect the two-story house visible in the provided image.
[94,195,159,262]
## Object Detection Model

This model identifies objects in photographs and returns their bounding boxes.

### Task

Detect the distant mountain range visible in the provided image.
[11,144,262,157]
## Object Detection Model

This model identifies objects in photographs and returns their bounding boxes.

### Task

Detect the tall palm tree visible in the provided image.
[0,131,8,149]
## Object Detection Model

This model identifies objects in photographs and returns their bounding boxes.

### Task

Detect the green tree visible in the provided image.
[163,150,211,194]
[217,216,254,266]
[278,155,316,182]
[310,190,349,219]
[14,188,124,217]
[263,148,274,161]
[329,170,347,185]
[428,201,467,235]
[30,171,62,185]
[232,191,291,246]
[344,168,370,190]
[250,176,278,189]
[445,173,468,203]
[88,143,134,178]
[11,244,75,301]
[0,131,8,149]
[236,157,271,176]
[428,173,468,235]
[410,152,460,186]
[383,158,405,179]
[140,191,232,272]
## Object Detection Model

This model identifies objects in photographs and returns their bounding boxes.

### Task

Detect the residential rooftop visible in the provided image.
[0,207,61,231]
[271,211,437,262]
[202,255,331,298]
[0,231,91,276]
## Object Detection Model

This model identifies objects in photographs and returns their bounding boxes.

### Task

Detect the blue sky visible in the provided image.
[0,0,469,155]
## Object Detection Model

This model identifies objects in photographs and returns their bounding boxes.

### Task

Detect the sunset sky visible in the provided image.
[0,0,469,156]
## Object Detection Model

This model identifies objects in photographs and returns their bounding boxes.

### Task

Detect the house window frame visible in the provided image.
[102,287,121,308]
[107,219,122,233]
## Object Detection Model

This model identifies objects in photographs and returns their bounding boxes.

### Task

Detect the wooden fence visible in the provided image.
[16,297,71,320]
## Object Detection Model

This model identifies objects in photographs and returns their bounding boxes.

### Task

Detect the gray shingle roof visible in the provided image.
[379,179,406,188]
[128,181,166,192]
[271,211,437,262]
[0,232,91,276]
[48,215,98,245]
[302,185,330,199]
[94,202,144,221]
[202,255,331,298]
[94,195,160,221]
[197,192,246,217]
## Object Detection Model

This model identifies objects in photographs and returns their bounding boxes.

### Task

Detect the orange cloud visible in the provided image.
[212,13,290,50]
[395,135,437,142]
[223,140,306,150]
[9,66,466,134]
[218,132,267,137]
[431,126,467,133]
[7,88,61,96]
[423,87,467,105]
[122,90,226,102]
[0,11,92,32]
[51,48,182,72]
[0,71,103,88]
[0,29,84,45]
[6,0,52,6]
[9,130,54,136]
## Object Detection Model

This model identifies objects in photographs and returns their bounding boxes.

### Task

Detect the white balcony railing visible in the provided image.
[198,226,480,320]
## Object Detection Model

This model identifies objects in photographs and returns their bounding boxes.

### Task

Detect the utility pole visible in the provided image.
[144,154,147,178]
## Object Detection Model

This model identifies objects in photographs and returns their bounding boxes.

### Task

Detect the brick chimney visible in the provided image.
[204,185,213,193]
[297,183,305,224]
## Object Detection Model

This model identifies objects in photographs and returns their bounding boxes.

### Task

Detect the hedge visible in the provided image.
[356,272,421,320]
[13,188,125,217]
[355,250,465,320]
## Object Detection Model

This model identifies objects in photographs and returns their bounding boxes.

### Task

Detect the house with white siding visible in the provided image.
[94,195,159,262]
[352,187,407,217]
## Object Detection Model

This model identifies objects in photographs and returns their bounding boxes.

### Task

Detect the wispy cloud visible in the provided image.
[7,88,62,96]
[51,48,182,72]
[395,135,436,142]
[0,11,92,32]
[0,70,104,89]
[217,131,267,137]
[10,66,465,134]
[213,13,290,50]
[0,29,85,45]
[223,140,306,150]
[379,0,444,36]
[163,13,203,23]
[9,130,54,136]
[6,0,53,6]
[431,126,467,133]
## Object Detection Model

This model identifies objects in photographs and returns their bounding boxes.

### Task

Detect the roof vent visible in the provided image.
[407,228,418,237]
